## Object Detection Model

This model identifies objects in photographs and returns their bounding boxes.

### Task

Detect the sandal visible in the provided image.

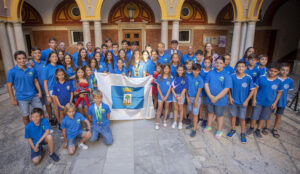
[272,129,280,138]
[262,127,269,135]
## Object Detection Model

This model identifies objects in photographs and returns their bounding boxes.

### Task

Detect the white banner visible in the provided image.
[95,73,155,120]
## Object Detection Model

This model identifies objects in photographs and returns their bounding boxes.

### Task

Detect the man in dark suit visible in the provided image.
[165,40,183,61]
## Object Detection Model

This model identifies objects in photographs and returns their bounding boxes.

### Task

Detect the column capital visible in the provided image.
[80,20,92,22]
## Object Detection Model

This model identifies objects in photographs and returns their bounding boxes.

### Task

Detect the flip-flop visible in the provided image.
[272,129,280,138]
[262,127,269,135]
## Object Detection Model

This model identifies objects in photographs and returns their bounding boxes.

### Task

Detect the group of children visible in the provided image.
[6,37,293,165]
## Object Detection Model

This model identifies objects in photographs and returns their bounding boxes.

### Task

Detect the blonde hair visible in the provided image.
[64,103,76,114]
[92,89,103,98]
[158,42,165,48]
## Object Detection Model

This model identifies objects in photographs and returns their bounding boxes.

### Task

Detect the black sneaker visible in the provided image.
[246,127,255,135]
[201,120,207,128]
[190,130,196,137]
[255,129,263,138]
[58,124,62,131]
[235,118,240,126]
[185,124,193,129]
[49,152,60,162]
[50,120,56,126]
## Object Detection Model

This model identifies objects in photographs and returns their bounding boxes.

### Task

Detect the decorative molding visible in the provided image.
[21,2,43,25]
[53,0,81,24]
[180,0,207,24]
[216,3,233,25]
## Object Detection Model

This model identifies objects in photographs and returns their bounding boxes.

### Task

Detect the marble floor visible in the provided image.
[0,92,299,174]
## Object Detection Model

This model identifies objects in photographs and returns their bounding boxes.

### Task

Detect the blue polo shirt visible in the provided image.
[112,67,128,76]
[126,50,132,62]
[76,60,87,67]
[187,75,204,97]
[255,76,283,107]
[200,69,210,96]
[25,118,50,145]
[156,75,173,101]
[97,62,107,72]
[258,66,268,76]
[87,74,97,91]
[88,103,111,126]
[182,53,196,64]
[112,53,119,64]
[231,73,255,105]
[224,65,234,75]
[170,64,178,77]
[87,51,94,59]
[61,112,86,140]
[245,66,260,82]
[41,64,65,91]
[32,60,46,91]
[65,65,77,79]
[7,65,38,101]
[53,80,75,106]
[277,77,293,107]
[205,69,232,106]
[72,51,79,65]
[41,48,54,61]
[128,62,146,78]
[104,63,114,73]
[185,71,193,79]
[158,53,171,64]
[146,59,159,75]
[172,76,189,94]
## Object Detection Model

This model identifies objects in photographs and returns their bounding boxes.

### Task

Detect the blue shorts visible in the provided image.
[30,141,46,159]
[229,104,247,120]
[187,96,201,115]
[67,132,83,149]
[207,104,226,117]
[18,96,43,116]
[275,107,285,115]
[251,105,273,120]
[90,125,113,145]
[172,93,185,104]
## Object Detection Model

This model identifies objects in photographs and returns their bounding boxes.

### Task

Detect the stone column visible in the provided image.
[6,23,17,57]
[161,20,168,48]
[94,21,102,47]
[238,22,247,59]
[82,21,91,45]
[244,21,256,51]
[171,20,179,41]
[13,22,26,51]
[230,21,242,67]
[0,22,14,74]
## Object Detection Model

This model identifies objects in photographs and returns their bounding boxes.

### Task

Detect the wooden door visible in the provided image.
[123,30,142,50]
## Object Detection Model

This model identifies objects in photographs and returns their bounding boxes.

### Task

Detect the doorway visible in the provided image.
[123,30,142,50]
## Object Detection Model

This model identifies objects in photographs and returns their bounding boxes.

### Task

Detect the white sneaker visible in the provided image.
[171,122,177,128]
[163,121,167,127]
[169,112,174,119]
[155,123,160,130]
[78,143,88,150]
[178,122,183,129]
[50,129,54,134]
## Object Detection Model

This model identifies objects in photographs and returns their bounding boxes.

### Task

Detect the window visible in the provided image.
[181,7,190,17]
[179,30,191,43]
[71,31,83,44]
[71,7,80,17]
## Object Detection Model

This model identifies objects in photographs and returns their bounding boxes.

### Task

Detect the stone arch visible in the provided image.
[260,0,288,26]
[52,0,81,24]
[179,0,207,24]
[248,0,264,20]
[229,0,244,21]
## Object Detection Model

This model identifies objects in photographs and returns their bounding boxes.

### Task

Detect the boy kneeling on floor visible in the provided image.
[25,108,60,165]
[88,90,113,145]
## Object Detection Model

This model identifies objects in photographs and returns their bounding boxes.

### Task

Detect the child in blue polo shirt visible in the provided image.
[258,54,268,76]
[157,42,171,64]
[245,54,260,82]
[170,53,180,77]
[63,54,77,81]
[103,52,115,73]
[171,65,188,129]
[203,56,232,138]
[185,59,193,79]
[7,51,43,125]
[155,64,173,129]
[227,61,255,143]
[53,68,75,128]
[224,54,234,74]
[247,63,283,138]
[25,108,59,164]
[61,103,91,155]
[43,51,65,126]
[88,90,113,145]
[146,50,159,75]
[195,50,204,67]
[186,64,203,137]
[41,38,57,61]
[199,57,212,128]
[181,46,196,64]
[113,58,128,76]
[269,63,293,138]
